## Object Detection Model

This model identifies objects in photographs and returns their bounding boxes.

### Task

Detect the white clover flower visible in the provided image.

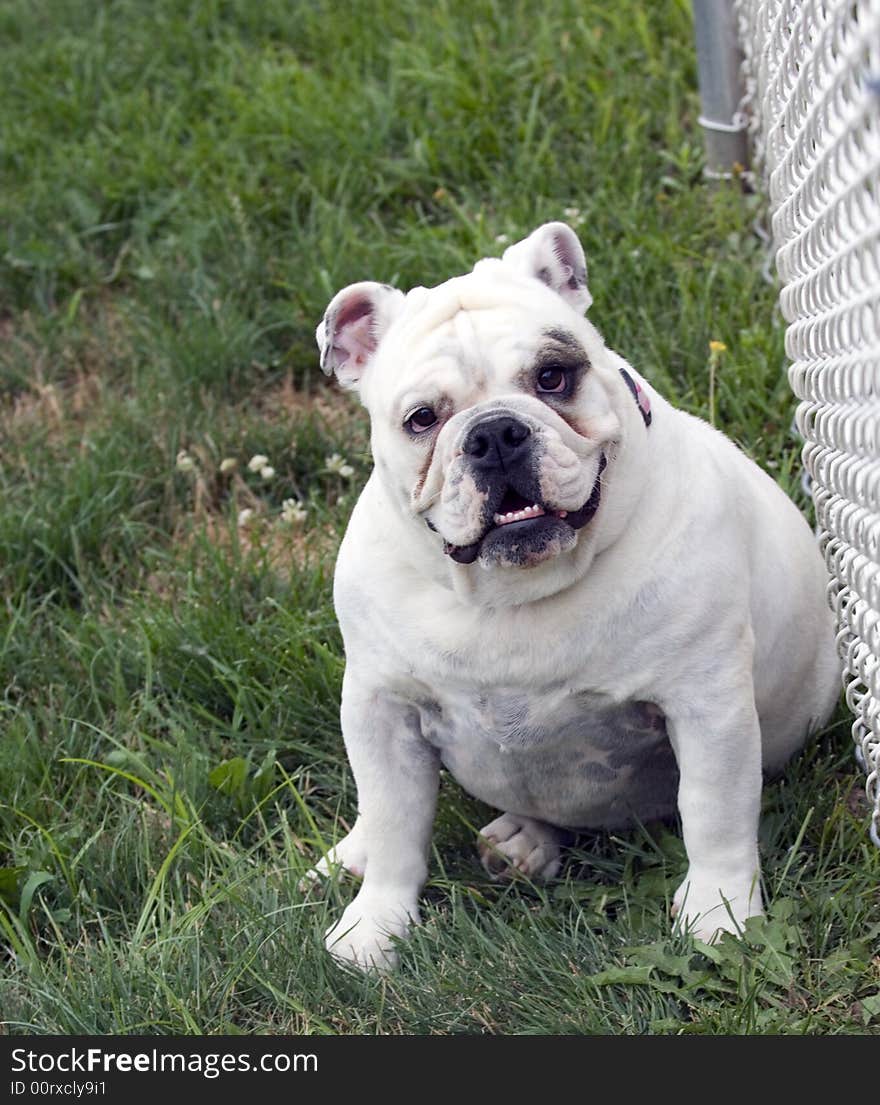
[237,508,254,528]
[176,450,196,473]
[325,452,355,478]
[280,498,307,525]
[247,453,269,472]
[563,206,583,222]
[260,465,275,481]
[219,457,237,475]
[494,233,510,245]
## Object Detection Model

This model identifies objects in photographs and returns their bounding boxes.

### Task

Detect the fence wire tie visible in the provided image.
[698,113,750,134]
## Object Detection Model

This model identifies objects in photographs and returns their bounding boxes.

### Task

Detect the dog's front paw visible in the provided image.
[299,824,368,894]
[478,813,564,880]
[671,870,762,943]
[324,890,418,972]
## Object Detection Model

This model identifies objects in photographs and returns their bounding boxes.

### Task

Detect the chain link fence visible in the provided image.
[728,0,880,845]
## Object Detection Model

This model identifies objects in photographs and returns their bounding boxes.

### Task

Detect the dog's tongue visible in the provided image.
[444,539,481,564]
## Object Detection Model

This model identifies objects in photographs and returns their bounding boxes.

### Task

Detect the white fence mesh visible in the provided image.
[734,0,880,845]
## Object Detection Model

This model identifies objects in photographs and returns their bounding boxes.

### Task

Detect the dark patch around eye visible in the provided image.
[518,332,591,402]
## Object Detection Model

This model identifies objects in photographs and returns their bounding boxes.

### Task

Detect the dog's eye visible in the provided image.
[536,366,569,394]
[405,406,439,433]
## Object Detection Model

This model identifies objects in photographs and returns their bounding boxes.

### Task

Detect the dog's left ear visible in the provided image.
[501,222,592,313]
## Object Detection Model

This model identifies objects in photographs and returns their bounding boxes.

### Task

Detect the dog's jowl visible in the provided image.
[310,222,839,970]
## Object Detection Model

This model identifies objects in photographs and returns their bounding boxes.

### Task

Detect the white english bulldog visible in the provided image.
[310,222,839,970]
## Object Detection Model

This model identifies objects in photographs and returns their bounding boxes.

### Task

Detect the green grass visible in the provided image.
[1,0,878,1035]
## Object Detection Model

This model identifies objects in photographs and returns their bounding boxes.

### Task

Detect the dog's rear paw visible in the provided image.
[478,813,564,880]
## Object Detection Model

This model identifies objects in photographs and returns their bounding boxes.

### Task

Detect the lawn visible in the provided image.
[1,0,878,1034]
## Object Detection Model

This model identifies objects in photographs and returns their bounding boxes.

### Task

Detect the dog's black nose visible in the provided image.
[462,416,532,469]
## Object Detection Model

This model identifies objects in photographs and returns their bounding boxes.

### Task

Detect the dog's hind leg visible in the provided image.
[478,813,567,880]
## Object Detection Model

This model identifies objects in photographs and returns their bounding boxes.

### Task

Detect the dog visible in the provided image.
[309,221,839,970]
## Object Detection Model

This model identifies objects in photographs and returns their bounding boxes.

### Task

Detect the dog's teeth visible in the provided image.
[493,503,547,526]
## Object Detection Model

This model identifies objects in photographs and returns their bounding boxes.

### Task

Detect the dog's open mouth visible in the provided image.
[491,488,554,528]
[443,455,607,565]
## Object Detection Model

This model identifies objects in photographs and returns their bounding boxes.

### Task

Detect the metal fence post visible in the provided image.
[692,0,749,177]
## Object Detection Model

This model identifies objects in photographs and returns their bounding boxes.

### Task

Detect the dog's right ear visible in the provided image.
[316,281,405,392]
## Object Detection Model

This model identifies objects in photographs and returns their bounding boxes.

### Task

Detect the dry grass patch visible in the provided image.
[0,372,106,436]
[258,370,369,444]
[143,505,341,603]
[0,299,133,446]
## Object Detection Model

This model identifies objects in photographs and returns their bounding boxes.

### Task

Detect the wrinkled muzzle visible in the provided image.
[417,398,608,569]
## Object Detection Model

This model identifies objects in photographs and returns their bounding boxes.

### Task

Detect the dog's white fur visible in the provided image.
[311,223,839,970]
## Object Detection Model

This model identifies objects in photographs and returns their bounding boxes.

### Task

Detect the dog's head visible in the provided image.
[317,223,649,602]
